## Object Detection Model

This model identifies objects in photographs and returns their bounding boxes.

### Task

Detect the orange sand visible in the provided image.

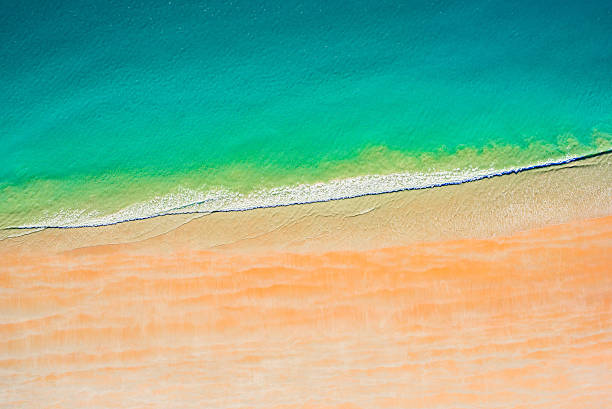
[1,215,611,408]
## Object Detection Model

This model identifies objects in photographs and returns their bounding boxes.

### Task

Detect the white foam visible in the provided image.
[16,167,496,228]
[10,151,593,229]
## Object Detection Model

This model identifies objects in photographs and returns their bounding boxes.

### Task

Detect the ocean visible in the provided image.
[1,0,611,228]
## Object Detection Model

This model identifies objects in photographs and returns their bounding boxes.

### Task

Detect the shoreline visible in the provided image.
[3,148,611,231]
[1,149,610,255]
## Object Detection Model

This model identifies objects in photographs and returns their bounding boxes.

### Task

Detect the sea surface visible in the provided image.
[1,0,611,228]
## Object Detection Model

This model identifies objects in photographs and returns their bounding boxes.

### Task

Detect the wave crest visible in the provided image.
[7,149,610,229]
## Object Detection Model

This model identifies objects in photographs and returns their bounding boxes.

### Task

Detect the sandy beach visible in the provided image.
[1,154,611,408]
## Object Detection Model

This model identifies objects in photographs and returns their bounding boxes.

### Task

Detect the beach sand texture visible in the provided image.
[1,156,611,408]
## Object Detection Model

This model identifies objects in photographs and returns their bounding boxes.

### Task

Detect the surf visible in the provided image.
[4,148,610,230]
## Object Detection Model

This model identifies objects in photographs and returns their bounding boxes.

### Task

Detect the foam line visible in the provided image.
[3,149,611,230]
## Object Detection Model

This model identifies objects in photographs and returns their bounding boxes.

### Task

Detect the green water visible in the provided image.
[1,0,611,227]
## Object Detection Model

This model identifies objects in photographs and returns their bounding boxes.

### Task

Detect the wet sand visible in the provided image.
[1,154,611,408]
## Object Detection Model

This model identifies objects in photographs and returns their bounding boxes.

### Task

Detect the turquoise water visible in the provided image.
[1,0,611,227]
